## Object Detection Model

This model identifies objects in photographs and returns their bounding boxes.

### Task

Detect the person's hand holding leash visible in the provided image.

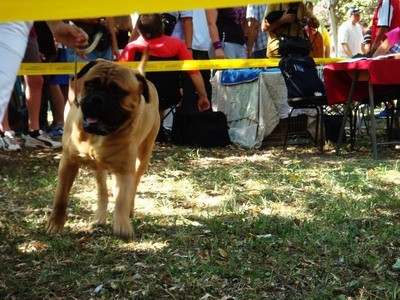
[47,21,89,49]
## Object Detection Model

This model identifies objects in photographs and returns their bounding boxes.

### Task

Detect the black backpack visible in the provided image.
[171,110,231,148]
[279,56,325,98]
[161,13,177,36]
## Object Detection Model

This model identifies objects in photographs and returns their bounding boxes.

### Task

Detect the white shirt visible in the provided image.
[192,9,211,51]
[338,20,364,57]
[377,0,394,27]
[0,21,32,121]
[170,11,193,42]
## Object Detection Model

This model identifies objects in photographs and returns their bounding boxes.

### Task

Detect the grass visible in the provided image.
[0,141,400,299]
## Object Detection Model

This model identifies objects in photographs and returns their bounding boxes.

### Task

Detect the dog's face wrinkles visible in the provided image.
[79,65,140,136]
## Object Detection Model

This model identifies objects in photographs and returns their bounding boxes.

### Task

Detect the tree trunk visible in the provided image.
[328,0,339,57]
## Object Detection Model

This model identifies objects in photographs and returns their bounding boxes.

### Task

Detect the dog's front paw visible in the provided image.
[93,210,107,227]
[113,219,134,241]
[45,214,66,235]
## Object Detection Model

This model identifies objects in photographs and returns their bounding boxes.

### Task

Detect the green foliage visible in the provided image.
[335,0,376,25]
[315,0,377,27]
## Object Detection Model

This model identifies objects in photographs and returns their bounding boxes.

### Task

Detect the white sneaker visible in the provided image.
[0,137,6,150]
[1,131,22,151]
[23,130,62,149]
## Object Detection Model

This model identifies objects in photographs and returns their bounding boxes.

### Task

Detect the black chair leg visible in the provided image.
[349,105,356,151]
[316,106,324,152]
[283,108,294,150]
[385,102,393,142]
[283,106,324,152]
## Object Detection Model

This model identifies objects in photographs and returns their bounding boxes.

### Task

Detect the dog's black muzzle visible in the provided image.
[80,91,129,136]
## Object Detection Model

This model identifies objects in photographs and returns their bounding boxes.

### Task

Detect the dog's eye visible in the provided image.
[84,81,95,92]
[108,82,129,98]
[85,78,102,92]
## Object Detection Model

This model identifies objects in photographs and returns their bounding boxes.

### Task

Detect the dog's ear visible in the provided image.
[71,60,99,81]
[135,73,150,103]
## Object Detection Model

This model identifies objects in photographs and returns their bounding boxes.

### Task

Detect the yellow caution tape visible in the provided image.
[2,0,298,22]
[18,58,344,76]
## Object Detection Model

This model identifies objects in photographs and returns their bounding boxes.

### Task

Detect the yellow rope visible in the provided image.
[18,58,345,75]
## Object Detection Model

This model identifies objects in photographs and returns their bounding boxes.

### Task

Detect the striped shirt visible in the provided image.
[246,5,268,52]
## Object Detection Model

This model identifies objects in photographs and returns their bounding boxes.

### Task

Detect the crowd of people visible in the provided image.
[1,1,400,150]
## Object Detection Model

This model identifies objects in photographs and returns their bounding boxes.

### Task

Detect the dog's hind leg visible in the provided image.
[112,172,135,240]
[46,158,80,235]
[129,162,145,219]
[129,114,159,217]
[129,137,157,217]
[93,170,109,226]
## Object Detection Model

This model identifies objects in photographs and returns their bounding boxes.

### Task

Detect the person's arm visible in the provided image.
[322,28,331,57]
[205,9,225,59]
[189,72,211,112]
[371,27,389,54]
[262,8,296,33]
[324,45,331,58]
[302,5,319,29]
[324,46,331,58]
[341,43,353,58]
[46,21,88,49]
[373,38,392,57]
[246,17,259,58]
[180,16,193,50]
[107,17,120,61]
[362,43,371,54]
[129,27,140,42]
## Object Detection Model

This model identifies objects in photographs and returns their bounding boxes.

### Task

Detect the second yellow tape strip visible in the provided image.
[18,58,344,76]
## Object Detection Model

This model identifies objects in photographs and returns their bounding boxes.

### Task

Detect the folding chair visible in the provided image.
[134,52,183,142]
[279,56,328,152]
[283,96,327,151]
[349,87,400,150]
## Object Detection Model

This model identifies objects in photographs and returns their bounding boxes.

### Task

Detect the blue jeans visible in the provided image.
[208,42,246,59]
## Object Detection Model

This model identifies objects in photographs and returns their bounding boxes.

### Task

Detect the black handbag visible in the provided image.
[278,34,311,57]
[161,13,177,36]
[171,110,231,147]
[272,3,311,57]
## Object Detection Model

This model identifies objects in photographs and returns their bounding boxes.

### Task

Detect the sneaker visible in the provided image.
[23,130,62,149]
[374,108,392,119]
[0,131,22,151]
[47,124,63,141]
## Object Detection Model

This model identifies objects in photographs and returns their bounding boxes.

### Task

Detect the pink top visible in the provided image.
[384,26,400,53]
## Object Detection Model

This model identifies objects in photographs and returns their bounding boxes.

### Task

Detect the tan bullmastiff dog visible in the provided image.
[45,54,160,240]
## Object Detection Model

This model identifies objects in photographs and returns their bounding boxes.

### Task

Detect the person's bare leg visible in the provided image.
[23,75,62,148]
[49,84,66,128]
[24,74,43,132]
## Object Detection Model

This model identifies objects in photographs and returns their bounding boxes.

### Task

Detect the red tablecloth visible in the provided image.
[323,58,400,105]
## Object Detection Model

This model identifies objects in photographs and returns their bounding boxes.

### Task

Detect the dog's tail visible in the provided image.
[138,45,149,76]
